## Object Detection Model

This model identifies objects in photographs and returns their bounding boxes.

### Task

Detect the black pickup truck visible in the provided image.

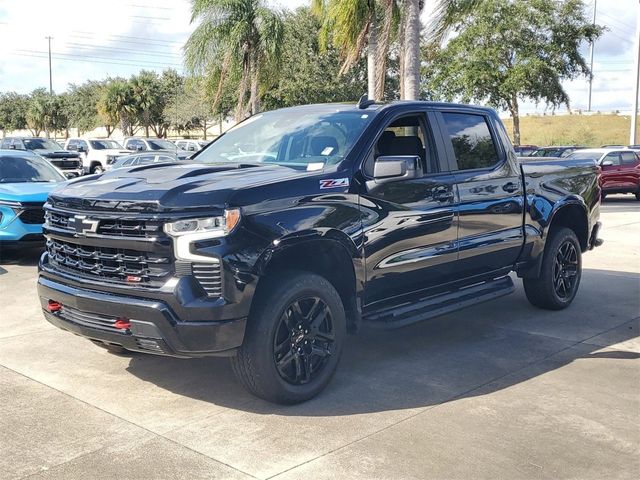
[38,101,602,403]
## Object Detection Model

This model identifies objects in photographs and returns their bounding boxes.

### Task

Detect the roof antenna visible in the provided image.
[357,93,375,109]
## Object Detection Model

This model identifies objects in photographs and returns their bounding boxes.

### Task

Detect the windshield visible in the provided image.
[147,139,176,151]
[195,108,373,169]
[0,155,66,183]
[567,151,602,161]
[90,140,123,150]
[23,138,61,150]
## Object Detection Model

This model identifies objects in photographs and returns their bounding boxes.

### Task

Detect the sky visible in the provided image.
[0,0,637,115]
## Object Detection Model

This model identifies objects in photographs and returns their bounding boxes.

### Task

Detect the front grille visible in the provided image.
[192,263,222,297]
[46,238,171,286]
[19,207,45,224]
[98,218,162,237]
[59,305,124,333]
[50,159,81,170]
[45,209,162,239]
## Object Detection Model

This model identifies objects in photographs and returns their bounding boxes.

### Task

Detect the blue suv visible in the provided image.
[0,150,66,246]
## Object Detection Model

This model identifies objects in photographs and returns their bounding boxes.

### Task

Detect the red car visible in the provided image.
[569,148,640,200]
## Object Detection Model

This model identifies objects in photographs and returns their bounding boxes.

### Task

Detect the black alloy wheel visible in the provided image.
[273,297,335,385]
[552,240,579,299]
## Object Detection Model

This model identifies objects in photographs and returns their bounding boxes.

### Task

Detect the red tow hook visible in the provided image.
[47,300,62,313]
[114,318,131,330]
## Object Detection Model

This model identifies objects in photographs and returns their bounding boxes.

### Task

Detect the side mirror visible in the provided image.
[373,156,421,183]
[601,160,614,167]
[8,144,16,150]
[77,145,86,153]
[136,145,145,151]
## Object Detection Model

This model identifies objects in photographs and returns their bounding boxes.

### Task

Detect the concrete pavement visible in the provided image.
[0,196,638,480]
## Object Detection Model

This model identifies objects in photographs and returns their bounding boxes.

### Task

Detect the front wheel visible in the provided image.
[523,227,582,310]
[92,165,104,175]
[231,271,346,404]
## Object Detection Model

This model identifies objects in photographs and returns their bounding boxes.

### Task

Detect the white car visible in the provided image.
[175,139,209,153]
[64,138,130,174]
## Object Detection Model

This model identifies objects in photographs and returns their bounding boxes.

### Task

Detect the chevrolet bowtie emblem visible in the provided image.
[71,215,99,236]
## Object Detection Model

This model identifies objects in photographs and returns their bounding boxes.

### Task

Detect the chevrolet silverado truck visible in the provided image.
[0,137,84,178]
[38,101,602,404]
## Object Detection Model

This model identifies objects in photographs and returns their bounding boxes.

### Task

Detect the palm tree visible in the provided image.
[98,79,136,137]
[402,0,422,100]
[313,0,384,101]
[184,0,284,121]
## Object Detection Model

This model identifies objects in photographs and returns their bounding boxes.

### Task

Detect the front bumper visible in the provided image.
[38,275,247,357]
[0,210,44,243]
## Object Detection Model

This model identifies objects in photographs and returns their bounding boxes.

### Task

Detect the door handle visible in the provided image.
[433,188,454,202]
[502,182,520,193]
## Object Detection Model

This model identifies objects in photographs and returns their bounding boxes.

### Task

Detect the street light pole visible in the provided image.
[588,0,597,112]
[631,1,640,145]
[45,36,53,94]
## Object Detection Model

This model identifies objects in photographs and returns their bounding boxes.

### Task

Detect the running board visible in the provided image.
[363,276,515,329]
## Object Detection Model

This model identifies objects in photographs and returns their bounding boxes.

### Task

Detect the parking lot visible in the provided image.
[0,196,638,480]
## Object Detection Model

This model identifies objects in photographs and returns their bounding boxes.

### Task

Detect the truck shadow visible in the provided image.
[125,267,639,416]
[0,246,43,271]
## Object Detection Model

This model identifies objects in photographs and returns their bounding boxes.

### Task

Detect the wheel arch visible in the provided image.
[547,200,589,251]
[254,232,362,332]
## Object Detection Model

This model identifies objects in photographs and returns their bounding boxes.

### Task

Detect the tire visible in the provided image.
[601,192,607,201]
[523,227,582,310]
[635,192,640,201]
[231,271,346,404]
[92,165,104,175]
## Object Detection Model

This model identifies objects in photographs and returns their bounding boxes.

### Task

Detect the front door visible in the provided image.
[359,111,459,306]
[437,110,525,278]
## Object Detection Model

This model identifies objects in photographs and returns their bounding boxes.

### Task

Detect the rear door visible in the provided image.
[619,151,640,190]
[600,151,622,190]
[437,110,524,278]
[360,109,459,305]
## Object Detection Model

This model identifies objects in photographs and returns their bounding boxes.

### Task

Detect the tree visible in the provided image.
[262,7,371,109]
[67,81,102,135]
[97,79,136,137]
[184,0,284,121]
[0,92,28,136]
[425,0,602,145]
[131,70,166,137]
[402,0,422,100]
[26,88,50,137]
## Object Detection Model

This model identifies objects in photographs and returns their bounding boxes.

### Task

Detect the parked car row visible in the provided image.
[516,144,640,158]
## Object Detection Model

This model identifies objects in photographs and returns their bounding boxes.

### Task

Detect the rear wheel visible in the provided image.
[231,271,346,404]
[523,227,582,310]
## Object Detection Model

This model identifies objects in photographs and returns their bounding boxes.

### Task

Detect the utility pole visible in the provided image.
[45,36,53,94]
[631,1,640,145]
[587,0,597,111]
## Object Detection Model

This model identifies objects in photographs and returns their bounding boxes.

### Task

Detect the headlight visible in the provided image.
[164,209,240,263]
[164,209,241,237]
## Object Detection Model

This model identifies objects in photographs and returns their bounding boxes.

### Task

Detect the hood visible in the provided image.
[0,181,63,203]
[34,149,80,159]
[49,163,307,212]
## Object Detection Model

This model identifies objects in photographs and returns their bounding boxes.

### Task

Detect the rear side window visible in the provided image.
[442,113,500,170]
[621,151,638,165]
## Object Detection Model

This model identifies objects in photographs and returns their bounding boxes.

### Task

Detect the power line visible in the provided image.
[72,30,184,46]
[14,50,182,69]
[63,42,182,58]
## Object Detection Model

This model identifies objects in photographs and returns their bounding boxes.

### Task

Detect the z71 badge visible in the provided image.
[319,178,350,189]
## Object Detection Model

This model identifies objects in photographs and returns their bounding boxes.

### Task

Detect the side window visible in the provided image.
[365,113,437,176]
[603,153,621,166]
[1,138,11,148]
[620,151,637,165]
[79,140,88,151]
[12,139,25,150]
[442,113,500,170]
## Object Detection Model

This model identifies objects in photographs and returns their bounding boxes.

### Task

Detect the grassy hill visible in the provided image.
[502,114,639,147]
